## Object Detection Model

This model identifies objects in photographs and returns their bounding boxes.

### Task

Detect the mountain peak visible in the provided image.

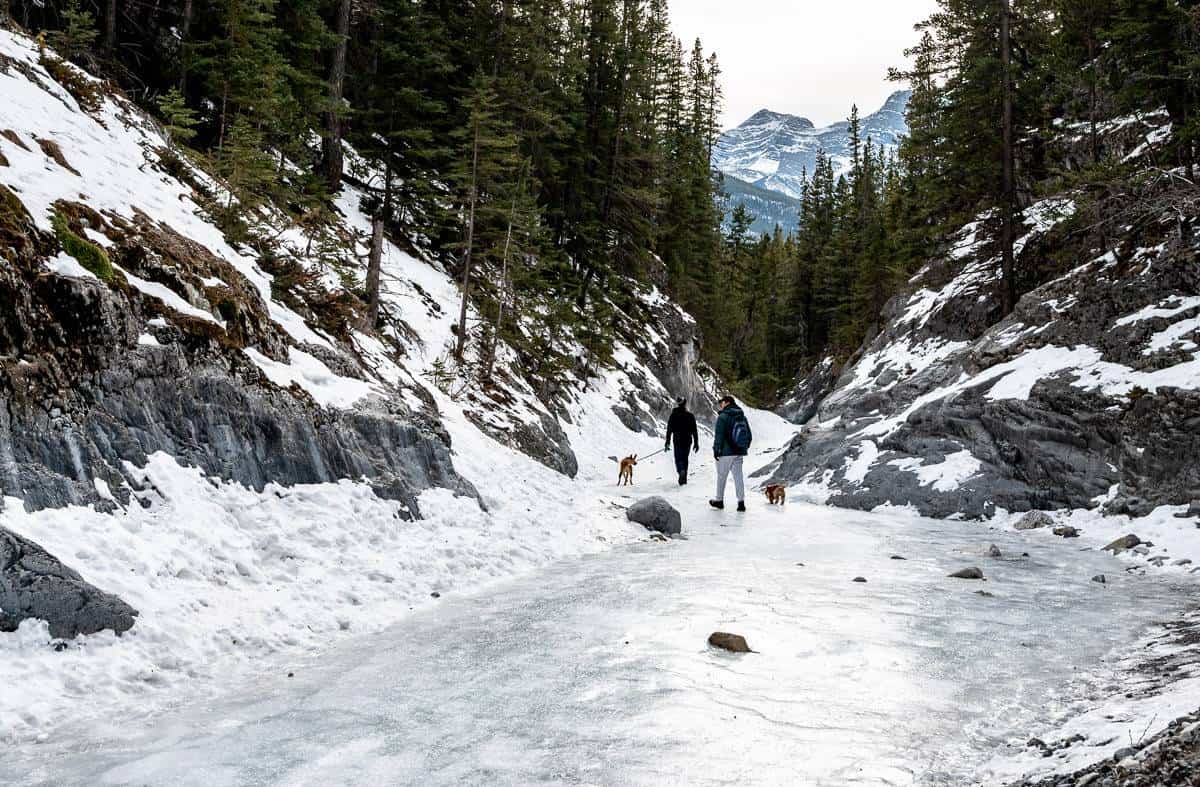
[714,91,912,229]
[740,108,814,130]
[880,89,913,113]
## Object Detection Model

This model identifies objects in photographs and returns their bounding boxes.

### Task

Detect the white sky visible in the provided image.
[670,0,941,130]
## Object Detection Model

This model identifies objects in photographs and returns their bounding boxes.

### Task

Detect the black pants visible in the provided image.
[673,440,691,478]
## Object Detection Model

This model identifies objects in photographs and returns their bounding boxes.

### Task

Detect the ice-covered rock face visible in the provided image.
[712,89,912,206]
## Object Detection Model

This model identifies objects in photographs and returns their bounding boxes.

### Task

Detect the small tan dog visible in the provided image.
[618,454,638,486]
[764,484,787,505]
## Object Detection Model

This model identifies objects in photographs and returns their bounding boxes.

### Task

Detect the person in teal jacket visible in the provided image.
[710,395,751,512]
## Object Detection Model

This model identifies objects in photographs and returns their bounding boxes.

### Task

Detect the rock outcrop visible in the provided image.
[0,526,137,638]
[769,179,1200,519]
[0,191,473,518]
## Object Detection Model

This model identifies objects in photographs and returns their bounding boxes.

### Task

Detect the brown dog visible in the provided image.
[618,454,638,486]
[764,484,786,505]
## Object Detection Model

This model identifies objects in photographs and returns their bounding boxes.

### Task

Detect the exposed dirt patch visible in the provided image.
[35,137,80,176]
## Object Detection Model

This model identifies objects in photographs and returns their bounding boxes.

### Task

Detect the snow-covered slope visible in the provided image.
[768,110,1200,534]
[713,89,910,201]
[0,28,717,743]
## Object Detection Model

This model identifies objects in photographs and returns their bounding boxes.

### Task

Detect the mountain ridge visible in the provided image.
[714,89,912,228]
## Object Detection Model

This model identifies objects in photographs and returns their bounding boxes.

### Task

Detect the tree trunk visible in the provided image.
[104,0,117,56]
[454,119,482,362]
[178,0,193,93]
[218,82,229,152]
[364,162,391,331]
[1086,32,1098,164]
[0,0,10,25]
[485,178,522,379]
[320,0,352,192]
[365,215,384,330]
[490,0,511,79]
[999,0,1017,315]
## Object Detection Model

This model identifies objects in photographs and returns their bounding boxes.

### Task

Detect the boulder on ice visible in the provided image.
[1102,534,1141,554]
[0,527,138,638]
[708,632,753,653]
[626,496,682,536]
[1014,511,1054,530]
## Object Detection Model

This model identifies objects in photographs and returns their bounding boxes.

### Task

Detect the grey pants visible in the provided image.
[715,455,745,503]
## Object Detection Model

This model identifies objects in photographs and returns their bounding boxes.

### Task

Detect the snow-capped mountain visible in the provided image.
[714,89,911,202]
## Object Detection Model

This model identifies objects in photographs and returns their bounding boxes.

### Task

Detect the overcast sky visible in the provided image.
[670,0,940,130]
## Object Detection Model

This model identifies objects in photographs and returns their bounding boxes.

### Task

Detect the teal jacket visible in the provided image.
[713,403,749,458]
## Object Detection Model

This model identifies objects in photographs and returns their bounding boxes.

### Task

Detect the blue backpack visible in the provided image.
[730,413,753,452]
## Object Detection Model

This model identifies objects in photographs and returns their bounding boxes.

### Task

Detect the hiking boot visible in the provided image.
[709,499,724,510]
[736,501,746,512]
[678,473,687,485]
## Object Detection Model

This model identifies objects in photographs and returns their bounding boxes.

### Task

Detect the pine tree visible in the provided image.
[156,88,199,147]
[47,0,98,63]
[448,73,522,362]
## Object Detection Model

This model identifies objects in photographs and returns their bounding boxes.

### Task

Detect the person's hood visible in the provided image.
[721,403,744,416]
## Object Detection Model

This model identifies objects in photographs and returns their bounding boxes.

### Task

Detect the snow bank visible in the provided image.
[0,407,647,744]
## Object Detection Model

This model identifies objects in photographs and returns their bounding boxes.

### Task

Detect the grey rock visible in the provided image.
[0,527,137,638]
[1112,746,1136,761]
[1015,511,1055,530]
[1092,574,1106,584]
[766,230,1200,521]
[852,576,867,583]
[890,555,907,560]
[0,268,475,518]
[708,631,752,653]
[625,496,682,536]
[1054,526,1081,538]
[949,567,984,579]
[1102,534,1141,554]
[987,544,1002,558]
[1173,558,1192,566]
[779,357,840,424]
[1174,500,1200,519]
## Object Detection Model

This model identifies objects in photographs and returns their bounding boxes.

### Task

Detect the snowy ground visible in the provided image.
[1,409,1197,786]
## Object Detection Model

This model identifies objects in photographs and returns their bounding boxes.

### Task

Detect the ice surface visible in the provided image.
[1,455,1191,787]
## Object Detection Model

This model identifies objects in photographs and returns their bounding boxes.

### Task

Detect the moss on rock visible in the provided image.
[52,210,114,281]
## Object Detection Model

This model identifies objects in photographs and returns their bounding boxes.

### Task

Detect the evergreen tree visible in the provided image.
[46,0,98,63]
[156,88,199,147]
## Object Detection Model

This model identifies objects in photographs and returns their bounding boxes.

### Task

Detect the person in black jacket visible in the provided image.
[665,397,699,485]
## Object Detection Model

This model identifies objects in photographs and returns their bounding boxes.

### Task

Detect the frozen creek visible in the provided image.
[0,455,1192,787]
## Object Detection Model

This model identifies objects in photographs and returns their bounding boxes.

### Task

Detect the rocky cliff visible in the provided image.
[768,112,1200,520]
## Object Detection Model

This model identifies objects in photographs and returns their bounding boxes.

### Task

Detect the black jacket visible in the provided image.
[665,406,699,449]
